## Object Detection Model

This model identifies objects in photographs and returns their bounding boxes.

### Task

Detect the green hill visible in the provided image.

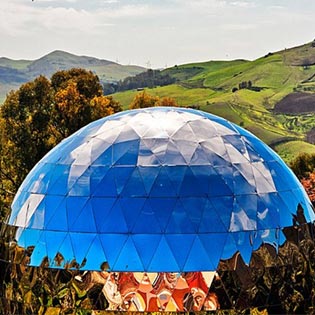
[111,40,315,163]
[0,50,145,103]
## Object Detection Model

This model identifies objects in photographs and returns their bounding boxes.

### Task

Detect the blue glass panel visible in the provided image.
[114,139,140,166]
[166,166,187,195]
[58,234,75,266]
[233,168,256,195]
[165,234,195,270]
[91,197,117,232]
[165,140,187,165]
[213,165,234,193]
[189,166,212,195]
[267,160,299,191]
[45,197,68,231]
[279,229,286,246]
[30,238,48,266]
[113,167,135,195]
[165,199,195,234]
[121,168,147,197]
[113,237,144,271]
[199,200,227,233]
[221,233,238,260]
[112,140,134,165]
[199,233,228,270]
[9,190,30,224]
[132,234,162,270]
[90,139,112,164]
[69,201,97,233]
[44,231,67,266]
[92,146,113,166]
[83,236,108,271]
[92,167,117,197]
[183,236,213,271]
[44,195,67,229]
[118,197,144,231]
[132,201,162,234]
[233,231,253,265]
[89,166,110,195]
[277,194,295,227]
[223,135,247,155]
[70,232,96,267]
[28,162,54,194]
[68,166,92,197]
[46,164,72,196]
[181,197,205,232]
[148,198,177,232]
[99,234,128,270]
[138,141,162,166]
[208,168,233,197]
[138,166,160,194]
[259,229,278,249]
[190,145,211,165]
[179,167,205,197]
[257,193,280,229]
[99,199,129,233]
[150,167,177,197]
[66,196,89,230]
[17,228,42,248]
[148,236,179,272]
[233,194,257,231]
[211,196,234,231]
[243,138,263,162]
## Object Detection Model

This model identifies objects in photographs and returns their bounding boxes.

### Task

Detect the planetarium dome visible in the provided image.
[2,107,315,313]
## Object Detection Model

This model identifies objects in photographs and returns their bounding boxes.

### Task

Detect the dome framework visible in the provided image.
[1,107,315,314]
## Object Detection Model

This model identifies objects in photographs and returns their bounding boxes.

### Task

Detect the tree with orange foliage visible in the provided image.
[301,172,315,206]
[129,90,178,109]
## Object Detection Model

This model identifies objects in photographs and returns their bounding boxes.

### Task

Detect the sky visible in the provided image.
[1,0,315,68]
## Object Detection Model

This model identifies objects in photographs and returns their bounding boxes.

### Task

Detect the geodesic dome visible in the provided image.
[2,107,315,313]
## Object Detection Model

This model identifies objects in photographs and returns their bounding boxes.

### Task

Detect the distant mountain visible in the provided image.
[0,50,145,102]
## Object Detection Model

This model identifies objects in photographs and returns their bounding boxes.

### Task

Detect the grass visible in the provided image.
[273,140,315,164]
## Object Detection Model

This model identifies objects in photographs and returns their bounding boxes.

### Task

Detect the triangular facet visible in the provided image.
[199,234,227,270]
[165,234,195,271]
[148,236,180,272]
[150,167,177,197]
[99,233,128,271]
[91,197,117,232]
[165,199,195,233]
[66,196,89,229]
[113,237,144,271]
[70,201,97,233]
[183,236,213,271]
[99,199,129,233]
[199,199,227,233]
[132,200,162,233]
[70,232,96,267]
[121,167,147,197]
[132,234,162,270]
[83,235,108,270]
[148,198,176,232]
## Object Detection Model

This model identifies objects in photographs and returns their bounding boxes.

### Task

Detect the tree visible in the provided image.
[129,91,178,109]
[290,153,315,179]
[129,91,159,109]
[301,172,315,206]
[0,69,122,219]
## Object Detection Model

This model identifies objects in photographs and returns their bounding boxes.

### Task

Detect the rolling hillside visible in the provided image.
[111,40,315,163]
[0,50,145,103]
